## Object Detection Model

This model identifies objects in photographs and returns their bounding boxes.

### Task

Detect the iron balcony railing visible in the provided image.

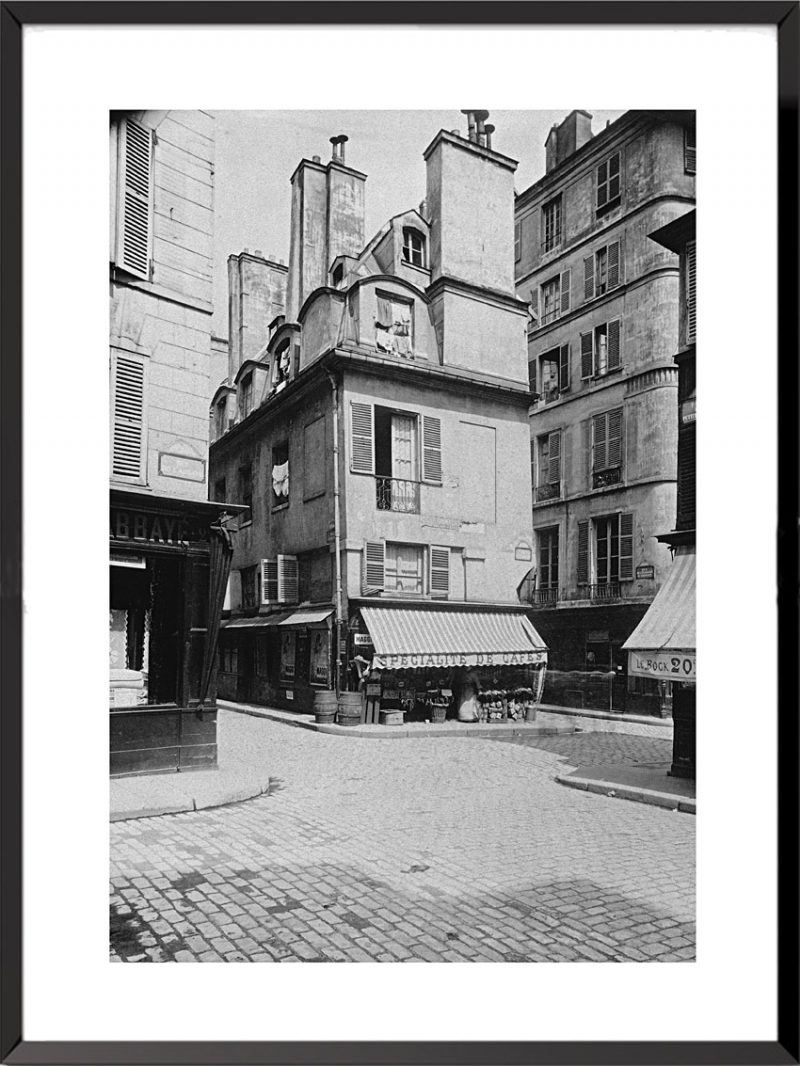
[519,578,560,606]
[535,481,561,503]
[376,476,420,514]
[586,582,622,601]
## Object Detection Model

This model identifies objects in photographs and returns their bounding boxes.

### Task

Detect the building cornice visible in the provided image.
[422,129,518,173]
[426,274,528,315]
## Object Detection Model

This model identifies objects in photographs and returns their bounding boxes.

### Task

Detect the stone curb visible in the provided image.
[110,780,270,823]
[556,773,696,814]
[226,704,574,740]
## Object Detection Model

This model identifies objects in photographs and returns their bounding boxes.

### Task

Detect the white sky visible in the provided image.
[211,109,625,337]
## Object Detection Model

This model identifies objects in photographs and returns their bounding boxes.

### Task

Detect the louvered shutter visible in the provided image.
[261,559,278,605]
[528,358,537,396]
[514,221,522,263]
[583,256,594,301]
[350,402,374,474]
[547,431,561,484]
[363,541,385,594]
[577,521,589,585]
[686,241,696,343]
[678,420,696,526]
[277,554,299,604]
[117,119,153,280]
[607,408,623,468]
[560,269,571,314]
[530,438,536,488]
[112,353,146,480]
[559,344,570,391]
[619,513,634,579]
[422,415,442,484]
[607,319,621,370]
[593,413,607,470]
[607,241,621,289]
[581,332,594,379]
[430,547,450,598]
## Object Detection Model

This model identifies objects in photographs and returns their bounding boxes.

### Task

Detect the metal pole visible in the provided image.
[326,371,344,695]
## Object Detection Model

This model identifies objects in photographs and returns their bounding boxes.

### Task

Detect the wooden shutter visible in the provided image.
[277,554,299,604]
[592,413,607,470]
[686,241,696,343]
[558,344,570,391]
[363,541,385,594]
[619,512,634,579]
[112,353,146,480]
[608,319,621,370]
[530,438,536,488]
[547,431,561,484]
[528,286,539,327]
[607,241,621,289]
[560,269,571,314]
[117,119,153,280]
[581,332,594,379]
[514,220,522,262]
[528,358,537,396]
[260,559,278,605]
[430,547,450,598]
[577,521,589,585]
[607,408,623,467]
[350,402,374,474]
[583,256,594,301]
[422,415,442,484]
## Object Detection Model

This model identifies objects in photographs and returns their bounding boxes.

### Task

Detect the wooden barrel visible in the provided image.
[313,690,338,725]
[337,691,363,727]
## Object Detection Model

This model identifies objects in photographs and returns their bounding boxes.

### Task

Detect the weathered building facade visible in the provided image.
[210,118,547,723]
[515,110,695,714]
[109,110,235,775]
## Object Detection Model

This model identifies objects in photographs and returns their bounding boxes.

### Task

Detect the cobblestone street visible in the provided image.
[110,714,695,963]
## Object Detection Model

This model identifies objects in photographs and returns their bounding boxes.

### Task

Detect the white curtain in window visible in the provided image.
[272,462,289,498]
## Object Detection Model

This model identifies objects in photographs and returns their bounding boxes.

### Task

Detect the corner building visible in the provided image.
[109,111,237,775]
[514,110,695,714]
[210,117,547,723]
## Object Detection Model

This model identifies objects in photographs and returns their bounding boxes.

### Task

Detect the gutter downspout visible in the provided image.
[326,370,345,695]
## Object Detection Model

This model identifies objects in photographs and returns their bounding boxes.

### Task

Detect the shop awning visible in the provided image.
[278,608,333,628]
[221,614,290,629]
[360,606,547,671]
[623,548,696,681]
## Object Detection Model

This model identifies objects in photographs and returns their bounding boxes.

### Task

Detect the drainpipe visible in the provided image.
[326,370,345,694]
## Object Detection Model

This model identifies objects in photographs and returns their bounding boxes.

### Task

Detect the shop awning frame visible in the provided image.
[623,548,696,681]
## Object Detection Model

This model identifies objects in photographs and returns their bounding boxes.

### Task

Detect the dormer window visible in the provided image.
[273,341,291,392]
[375,292,413,357]
[402,227,426,268]
[332,263,344,287]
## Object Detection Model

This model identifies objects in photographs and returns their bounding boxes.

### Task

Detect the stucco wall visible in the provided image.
[110,109,215,500]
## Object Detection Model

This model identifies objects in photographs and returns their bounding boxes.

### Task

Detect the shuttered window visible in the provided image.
[581,320,622,380]
[547,431,561,483]
[684,127,696,174]
[350,402,374,474]
[584,240,622,302]
[430,547,450,598]
[116,119,153,280]
[686,240,696,344]
[558,344,570,391]
[580,332,593,380]
[607,319,621,370]
[514,221,522,263]
[528,286,539,329]
[619,512,634,580]
[111,352,147,481]
[422,415,442,484]
[261,559,278,605]
[528,358,537,396]
[577,521,589,585]
[363,541,385,594]
[592,409,623,471]
[277,554,299,604]
[560,269,571,314]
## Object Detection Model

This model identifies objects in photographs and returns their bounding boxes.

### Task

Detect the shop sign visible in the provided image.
[636,564,655,580]
[353,634,373,646]
[628,650,696,681]
[371,650,547,670]
[110,509,207,547]
[681,398,696,425]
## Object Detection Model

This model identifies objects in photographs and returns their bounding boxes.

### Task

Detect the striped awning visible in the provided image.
[221,613,289,629]
[623,548,696,680]
[279,608,333,628]
[360,606,547,672]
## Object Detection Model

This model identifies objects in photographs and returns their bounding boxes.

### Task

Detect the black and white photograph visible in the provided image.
[6,8,793,1061]
[108,106,697,965]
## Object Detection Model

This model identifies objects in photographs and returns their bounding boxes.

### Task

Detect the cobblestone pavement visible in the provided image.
[110,714,695,963]
[488,730,673,765]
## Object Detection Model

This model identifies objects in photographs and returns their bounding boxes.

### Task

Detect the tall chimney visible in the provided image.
[545,125,559,173]
[227,251,287,380]
[554,110,593,168]
[286,141,366,321]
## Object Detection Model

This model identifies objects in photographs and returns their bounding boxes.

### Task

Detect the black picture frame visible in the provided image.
[1,3,797,1064]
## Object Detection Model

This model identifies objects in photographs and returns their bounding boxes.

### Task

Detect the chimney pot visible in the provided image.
[254,249,263,257]
[312,154,321,163]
